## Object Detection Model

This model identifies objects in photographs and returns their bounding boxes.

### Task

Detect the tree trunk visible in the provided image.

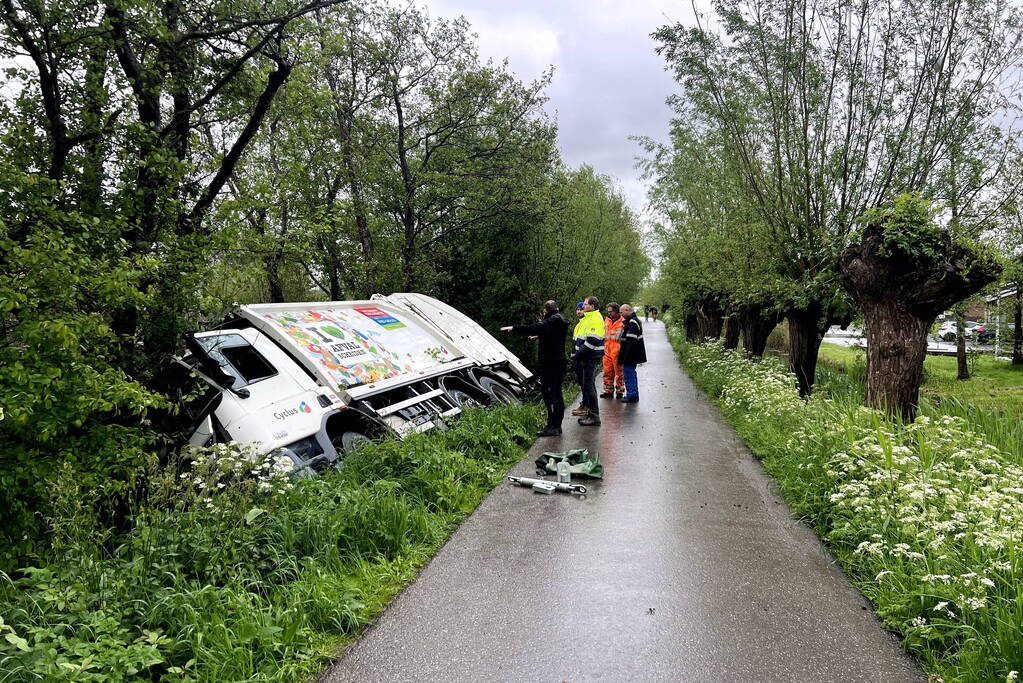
[786,301,825,397]
[956,313,969,380]
[338,110,375,295]
[1013,286,1022,365]
[265,249,285,303]
[739,304,776,359]
[77,42,109,215]
[684,311,699,343]
[861,301,931,420]
[839,210,999,421]
[723,314,740,350]
[696,298,724,339]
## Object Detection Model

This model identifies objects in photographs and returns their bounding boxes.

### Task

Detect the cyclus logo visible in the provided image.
[274,402,314,421]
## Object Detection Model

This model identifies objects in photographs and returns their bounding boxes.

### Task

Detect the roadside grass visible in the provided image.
[819,342,1023,415]
[671,328,1023,683]
[0,403,542,682]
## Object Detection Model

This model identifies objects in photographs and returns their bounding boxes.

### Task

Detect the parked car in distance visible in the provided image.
[936,320,983,342]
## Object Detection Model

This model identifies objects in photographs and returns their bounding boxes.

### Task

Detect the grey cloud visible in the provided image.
[424,0,695,214]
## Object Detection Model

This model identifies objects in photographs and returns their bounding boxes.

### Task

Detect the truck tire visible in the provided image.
[477,376,519,405]
[445,387,481,409]
[337,430,372,454]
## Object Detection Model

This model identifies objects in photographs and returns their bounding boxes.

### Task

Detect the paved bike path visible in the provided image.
[321,321,923,682]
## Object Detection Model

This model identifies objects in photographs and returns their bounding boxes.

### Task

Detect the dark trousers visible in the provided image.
[580,357,600,416]
[572,356,584,406]
[539,369,565,429]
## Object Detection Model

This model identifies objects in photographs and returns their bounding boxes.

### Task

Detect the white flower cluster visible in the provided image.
[180,442,294,509]
[684,339,1022,658]
[685,342,804,418]
[816,413,1022,643]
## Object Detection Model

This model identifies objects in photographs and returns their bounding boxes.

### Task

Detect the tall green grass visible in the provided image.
[0,403,541,682]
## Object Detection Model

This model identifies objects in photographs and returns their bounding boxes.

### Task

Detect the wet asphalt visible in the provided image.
[320,321,924,683]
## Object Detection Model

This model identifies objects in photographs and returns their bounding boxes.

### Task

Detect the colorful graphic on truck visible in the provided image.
[353,306,406,330]
[261,307,456,389]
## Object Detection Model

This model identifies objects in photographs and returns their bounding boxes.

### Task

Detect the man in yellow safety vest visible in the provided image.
[570,296,605,426]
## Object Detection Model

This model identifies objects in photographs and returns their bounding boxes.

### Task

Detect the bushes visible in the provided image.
[0,403,541,681]
[674,335,1022,682]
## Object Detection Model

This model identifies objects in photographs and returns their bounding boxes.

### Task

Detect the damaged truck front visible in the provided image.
[173,293,533,476]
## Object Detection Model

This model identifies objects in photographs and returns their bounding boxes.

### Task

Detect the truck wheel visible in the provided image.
[478,376,519,405]
[337,430,372,454]
[445,387,481,409]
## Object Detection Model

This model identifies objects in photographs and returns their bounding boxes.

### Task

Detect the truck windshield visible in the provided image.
[194,334,277,388]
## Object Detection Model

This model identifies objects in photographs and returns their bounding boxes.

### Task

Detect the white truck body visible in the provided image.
[177,294,533,475]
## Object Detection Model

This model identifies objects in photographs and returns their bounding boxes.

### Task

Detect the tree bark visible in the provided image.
[264,201,287,303]
[955,312,969,380]
[739,304,776,359]
[861,301,931,419]
[786,301,825,397]
[696,297,724,339]
[723,314,740,349]
[684,311,699,343]
[840,216,999,421]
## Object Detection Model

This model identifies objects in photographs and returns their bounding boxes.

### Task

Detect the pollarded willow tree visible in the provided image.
[840,194,1000,419]
[653,0,1023,396]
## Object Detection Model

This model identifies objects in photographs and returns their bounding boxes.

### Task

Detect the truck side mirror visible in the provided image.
[184,333,248,398]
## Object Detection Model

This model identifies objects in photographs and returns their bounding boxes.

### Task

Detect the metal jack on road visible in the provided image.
[507,476,587,495]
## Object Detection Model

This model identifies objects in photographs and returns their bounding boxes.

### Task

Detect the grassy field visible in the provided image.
[818,342,1023,415]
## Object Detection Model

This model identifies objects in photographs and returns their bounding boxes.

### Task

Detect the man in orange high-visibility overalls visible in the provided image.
[600,302,626,399]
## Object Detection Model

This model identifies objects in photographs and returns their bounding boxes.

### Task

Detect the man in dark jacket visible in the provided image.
[501,300,569,436]
[618,304,647,403]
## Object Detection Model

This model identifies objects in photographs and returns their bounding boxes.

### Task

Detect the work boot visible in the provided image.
[535,427,562,437]
[621,396,639,403]
[577,414,601,426]
[571,405,589,416]
[599,391,613,399]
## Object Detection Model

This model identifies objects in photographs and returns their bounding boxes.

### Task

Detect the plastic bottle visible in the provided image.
[557,460,571,483]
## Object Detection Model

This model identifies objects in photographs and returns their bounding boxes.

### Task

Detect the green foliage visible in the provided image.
[0,404,542,682]
[857,193,943,260]
[0,0,639,570]
[0,0,341,554]
[819,343,1023,442]
[649,0,1023,394]
[0,165,168,555]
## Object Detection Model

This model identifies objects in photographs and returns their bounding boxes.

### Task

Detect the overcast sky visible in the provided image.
[422,0,698,218]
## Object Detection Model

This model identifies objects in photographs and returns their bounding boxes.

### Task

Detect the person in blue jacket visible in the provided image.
[618,304,647,402]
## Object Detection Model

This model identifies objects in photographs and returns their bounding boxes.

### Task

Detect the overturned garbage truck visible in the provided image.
[175,293,533,475]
